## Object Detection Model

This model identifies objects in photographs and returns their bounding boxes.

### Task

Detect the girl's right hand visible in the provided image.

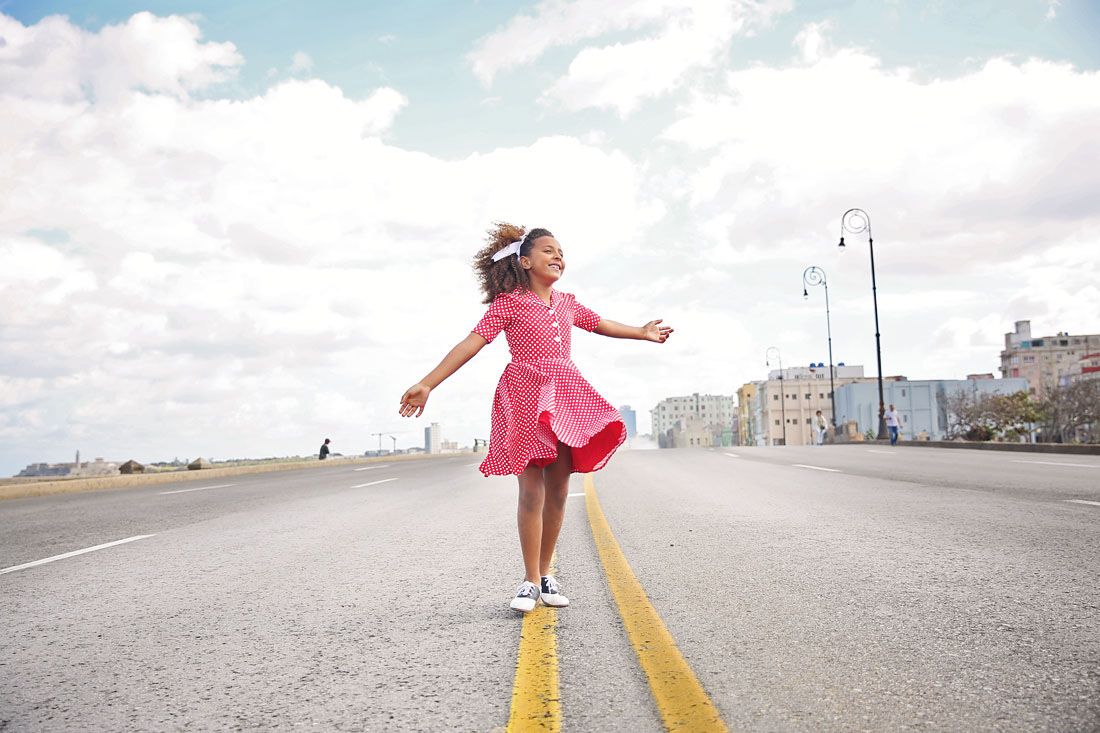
[399,383,431,417]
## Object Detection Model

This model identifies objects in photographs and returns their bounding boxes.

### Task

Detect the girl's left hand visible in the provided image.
[642,319,674,343]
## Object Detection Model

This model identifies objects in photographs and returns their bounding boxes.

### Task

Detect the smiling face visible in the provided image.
[520,235,565,283]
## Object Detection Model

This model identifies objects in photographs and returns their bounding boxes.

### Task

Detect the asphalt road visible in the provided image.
[2,446,1098,732]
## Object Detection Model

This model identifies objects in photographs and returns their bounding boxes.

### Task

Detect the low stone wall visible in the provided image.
[0,453,465,501]
[892,441,1100,456]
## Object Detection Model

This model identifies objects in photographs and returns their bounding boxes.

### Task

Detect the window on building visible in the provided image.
[804,393,811,400]
[805,418,811,424]
[1032,339,1044,346]
[819,393,824,398]
[1060,340,1068,346]
[773,395,778,401]
[901,389,906,397]
[774,419,780,426]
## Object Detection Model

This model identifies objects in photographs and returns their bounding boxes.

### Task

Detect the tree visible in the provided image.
[944,388,1043,442]
[1039,379,1100,443]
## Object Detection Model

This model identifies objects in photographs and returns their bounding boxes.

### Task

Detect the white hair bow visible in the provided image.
[491,236,525,262]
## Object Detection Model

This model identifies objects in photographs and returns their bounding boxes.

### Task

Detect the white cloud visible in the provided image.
[289,50,313,73]
[652,29,1100,394]
[470,0,791,115]
[0,12,661,473]
[0,11,241,103]
[793,21,831,63]
[1044,0,1061,20]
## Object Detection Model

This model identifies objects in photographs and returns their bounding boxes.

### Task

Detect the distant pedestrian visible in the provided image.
[885,405,901,446]
[814,410,827,445]
[319,438,331,460]
[399,223,673,613]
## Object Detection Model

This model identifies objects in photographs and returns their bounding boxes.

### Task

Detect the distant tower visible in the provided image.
[424,423,442,454]
[75,450,81,468]
[619,406,638,438]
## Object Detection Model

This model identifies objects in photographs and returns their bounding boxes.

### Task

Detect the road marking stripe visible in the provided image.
[1013,460,1099,469]
[353,465,390,471]
[723,452,739,458]
[866,449,895,455]
[350,478,398,489]
[793,464,841,473]
[0,535,155,575]
[1065,499,1100,507]
[466,463,480,467]
[506,554,560,733]
[584,474,729,732]
[568,492,585,497]
[159,483,237,495]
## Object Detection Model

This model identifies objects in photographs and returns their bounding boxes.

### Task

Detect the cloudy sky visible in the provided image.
[2,0,1099,474]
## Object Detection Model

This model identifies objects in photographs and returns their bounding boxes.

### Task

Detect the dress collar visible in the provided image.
[516,287,557,308]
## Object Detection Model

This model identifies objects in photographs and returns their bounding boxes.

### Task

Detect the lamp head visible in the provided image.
[838,236,846,248]
[803,288,809,299]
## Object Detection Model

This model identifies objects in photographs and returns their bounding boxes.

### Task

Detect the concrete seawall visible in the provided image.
[892,441,1100,456]
[0,453,471,501]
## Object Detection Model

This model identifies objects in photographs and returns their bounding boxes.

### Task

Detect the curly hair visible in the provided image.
[473,222,554,304]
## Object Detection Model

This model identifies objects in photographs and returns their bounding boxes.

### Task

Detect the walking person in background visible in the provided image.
[319,438,331,460]
[399,223,673,613]
[814,410,828,446]
[885,404,901,446]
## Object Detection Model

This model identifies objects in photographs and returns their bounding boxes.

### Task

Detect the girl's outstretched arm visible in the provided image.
[399,333,487,417]
[595,318,673,343]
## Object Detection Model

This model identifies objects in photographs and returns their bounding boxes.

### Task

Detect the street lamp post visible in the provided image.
[802,265,837,429]
[765,346,787,446]
[838,208,888,441]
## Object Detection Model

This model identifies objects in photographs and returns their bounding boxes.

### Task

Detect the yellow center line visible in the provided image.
[506,557,561,732]
[584,474,730,732]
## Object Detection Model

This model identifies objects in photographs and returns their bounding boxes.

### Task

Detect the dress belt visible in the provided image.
[510,357,574,366]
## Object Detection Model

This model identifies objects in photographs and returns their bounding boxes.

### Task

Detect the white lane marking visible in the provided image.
[353,465,390,472]
[867,449,896,455]
[466,463,479,467]
[568,492,585,497]
[351,478,398,489]
[0,535,155,576]
[723,452,740,458]
[159,483,237,495]
[1012,460,1100,469]
[793,464,841,473]
[1065,499,1100,507]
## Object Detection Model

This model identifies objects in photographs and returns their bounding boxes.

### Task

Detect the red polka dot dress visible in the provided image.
[473,288,626,476]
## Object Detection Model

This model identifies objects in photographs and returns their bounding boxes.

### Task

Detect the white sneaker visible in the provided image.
[510,581,540,613]
[540,575,570,608]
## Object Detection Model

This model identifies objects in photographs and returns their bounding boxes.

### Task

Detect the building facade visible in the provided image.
[736,383,757,447]
[619,405,638,438]
[1000,320,1100,397]
[424,422,441,454]
[834,376,1030,441]
[751,365,873,446]
[651,393,736,448]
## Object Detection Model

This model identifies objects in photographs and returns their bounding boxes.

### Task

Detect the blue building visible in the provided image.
[834,377,1030,441]
[619,405,638,438]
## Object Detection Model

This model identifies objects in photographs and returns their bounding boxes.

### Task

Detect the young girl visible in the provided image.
[399,223,673,612]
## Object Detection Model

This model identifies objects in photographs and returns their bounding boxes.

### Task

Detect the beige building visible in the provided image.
[651,393,736,448]
[669,414,717,448]
[1000,320,1100,397]
[736,383,757,447]
[753,365,876,446]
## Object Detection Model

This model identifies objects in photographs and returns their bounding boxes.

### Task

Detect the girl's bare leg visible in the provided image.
[517,463,545,584]
[539,442,573,576]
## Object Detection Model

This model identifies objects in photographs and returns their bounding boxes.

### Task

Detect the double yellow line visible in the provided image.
[505,474,728,732]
